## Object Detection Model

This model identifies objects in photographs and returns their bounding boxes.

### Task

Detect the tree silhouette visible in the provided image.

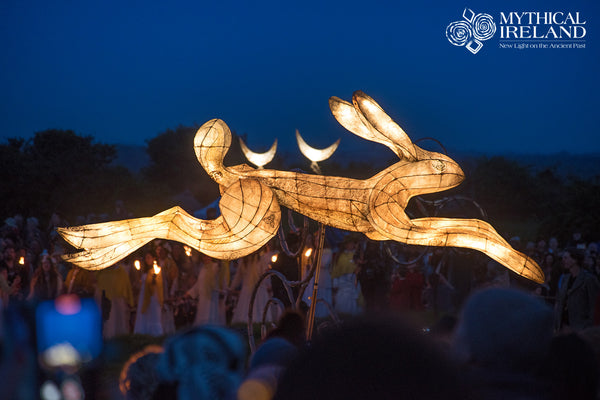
[1,129,598,246]
[0,129,138,223]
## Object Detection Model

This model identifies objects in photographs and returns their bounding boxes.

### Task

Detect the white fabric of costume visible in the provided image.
[187,261,226,326]
[230,251,274,325]
[134,273,164,336]
[302,248,333,318]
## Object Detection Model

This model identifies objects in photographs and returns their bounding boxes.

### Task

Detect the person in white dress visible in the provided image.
[302,234,333,319]
[186,254,228,326]
[331,236,362,315]
[155,242,179,335]
[97,261,134,338]
[134,251,164,336]
[230,244,275,325]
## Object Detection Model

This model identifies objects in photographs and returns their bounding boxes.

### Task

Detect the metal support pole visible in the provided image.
[306,223,325,341]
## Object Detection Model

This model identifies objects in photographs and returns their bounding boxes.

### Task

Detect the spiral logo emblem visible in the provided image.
[446,8,496,54]
[446,21,472,46]
[472,13,496,41]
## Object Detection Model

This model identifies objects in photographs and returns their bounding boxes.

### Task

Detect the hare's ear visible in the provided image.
[352,91,417,161]
[329,96,383,144]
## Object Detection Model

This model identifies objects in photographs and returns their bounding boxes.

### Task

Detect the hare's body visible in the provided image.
[59,91,544,283]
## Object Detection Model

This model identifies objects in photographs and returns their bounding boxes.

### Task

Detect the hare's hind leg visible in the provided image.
[58,206,206,270]
[197,178,281,259]
[59,179,281,269]
[58,206,199,251]
[61,238,152,270]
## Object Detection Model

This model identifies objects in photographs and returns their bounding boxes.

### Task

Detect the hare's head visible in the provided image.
[330,90,464,190]
[415,146,465,191]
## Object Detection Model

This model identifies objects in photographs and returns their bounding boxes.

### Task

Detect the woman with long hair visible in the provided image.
[27,253,63,301]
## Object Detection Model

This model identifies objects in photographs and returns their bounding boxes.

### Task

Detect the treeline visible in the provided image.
[1,128,598,245]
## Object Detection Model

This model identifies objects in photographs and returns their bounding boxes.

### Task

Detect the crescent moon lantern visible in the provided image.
[239,137,277,169]
[295,129,340,174]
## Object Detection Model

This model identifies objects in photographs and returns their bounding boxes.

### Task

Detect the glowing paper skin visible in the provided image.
[58,91,544,283]
[59,181,281,269]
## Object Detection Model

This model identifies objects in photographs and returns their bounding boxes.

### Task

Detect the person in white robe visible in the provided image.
[97,262,134,338]
[331,237,362,315]
[134,251,164,336]
[230,245,275,325]
[186,255,228,326]
[302,239,333,319]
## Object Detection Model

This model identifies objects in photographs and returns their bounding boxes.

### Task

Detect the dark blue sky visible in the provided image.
[1,0,598,156]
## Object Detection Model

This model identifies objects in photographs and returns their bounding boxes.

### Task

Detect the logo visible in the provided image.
[446,8,496,54]
[446,9,587,51]
[498,12,586,49]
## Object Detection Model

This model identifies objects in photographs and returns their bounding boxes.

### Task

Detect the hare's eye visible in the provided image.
[432,160,446,172]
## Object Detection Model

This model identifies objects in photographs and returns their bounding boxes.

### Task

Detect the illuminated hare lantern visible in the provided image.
[58,91,543,283]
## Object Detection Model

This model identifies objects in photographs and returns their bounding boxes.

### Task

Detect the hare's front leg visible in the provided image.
[369,212,544,283]
[409,217,543,283]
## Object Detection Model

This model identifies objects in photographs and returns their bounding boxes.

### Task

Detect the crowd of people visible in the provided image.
[1,205,600,399]
[118,287,600,400]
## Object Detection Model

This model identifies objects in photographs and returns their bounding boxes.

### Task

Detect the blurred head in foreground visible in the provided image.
[156,325,246,400]
[119,345,164,400]
[274,315,467,400]
[452,287,554,373]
